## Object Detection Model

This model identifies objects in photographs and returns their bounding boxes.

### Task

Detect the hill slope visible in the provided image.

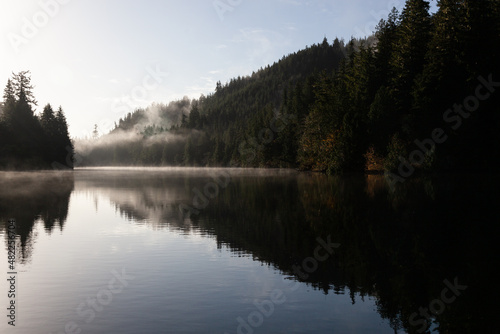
[78,0,500,174]
[78,37,354,167]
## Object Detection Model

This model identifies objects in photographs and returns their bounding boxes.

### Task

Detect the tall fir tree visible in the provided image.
[413,0,468,132]
[55,106,73,166]
[390,0,431,108]
[373,8,400,88]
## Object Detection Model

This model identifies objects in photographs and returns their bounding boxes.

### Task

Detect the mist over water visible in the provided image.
[1,1,499,333]
[74,98,196,165]
[1,168,498,333]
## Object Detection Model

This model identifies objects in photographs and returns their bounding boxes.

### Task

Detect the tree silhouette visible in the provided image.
[0,72,74,170]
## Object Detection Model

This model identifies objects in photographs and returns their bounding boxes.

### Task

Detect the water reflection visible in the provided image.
[73,169,499,333]
[0,168,498,333]
[0,171,74,262]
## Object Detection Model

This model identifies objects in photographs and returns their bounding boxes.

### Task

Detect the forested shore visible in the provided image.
[79,1,499,174]
[0,71,73,170]
[3,0,499,174]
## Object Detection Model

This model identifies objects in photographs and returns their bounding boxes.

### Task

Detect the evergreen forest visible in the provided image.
[3,1,500,175]
[0,71,73,170]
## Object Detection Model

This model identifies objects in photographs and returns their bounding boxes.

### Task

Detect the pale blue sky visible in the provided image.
[0,0,437,137]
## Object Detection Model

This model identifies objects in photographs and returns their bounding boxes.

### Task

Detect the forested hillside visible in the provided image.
[78,0,500,175]
[0,71,74,170]
[78,37,355,167]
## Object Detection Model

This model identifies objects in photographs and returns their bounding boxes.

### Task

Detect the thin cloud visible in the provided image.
[277,0,302,6]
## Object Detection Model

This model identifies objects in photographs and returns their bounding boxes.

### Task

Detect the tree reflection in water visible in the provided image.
[1,169,497,333]
[0,171,74,263]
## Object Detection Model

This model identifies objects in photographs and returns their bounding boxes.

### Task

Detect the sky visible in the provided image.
[0,0,437,138]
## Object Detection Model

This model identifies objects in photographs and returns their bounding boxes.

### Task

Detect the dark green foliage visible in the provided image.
[391,0,431,99]
[0,72,74,170]
[80,39,349,168]
[79,0,499,173]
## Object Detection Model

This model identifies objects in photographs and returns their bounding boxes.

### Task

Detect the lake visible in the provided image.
[0,168,498,334]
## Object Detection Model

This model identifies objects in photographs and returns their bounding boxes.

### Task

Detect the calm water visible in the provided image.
[0,168,498,334]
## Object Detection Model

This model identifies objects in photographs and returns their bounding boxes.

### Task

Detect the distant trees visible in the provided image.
[79,39,349,167]
[92,124,99,139]
[0,71,74,170]
[78,0,500,173]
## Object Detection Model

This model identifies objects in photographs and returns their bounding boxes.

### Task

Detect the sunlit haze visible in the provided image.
[1,0,437,138]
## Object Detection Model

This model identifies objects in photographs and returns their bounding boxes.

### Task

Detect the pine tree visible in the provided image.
[391,0,431,100]
[12,71,37,108]
[1,76,74,169]
[40,104,57,132]
[92,124,99,139]
[56,107,70,139]
[40,104,58,163]
[3,79,16,105]
[188,105,201,129]
[2,79,16,129]
[463,0,499,76]
[413,0,468,133]
[374,8,400,88]
[14,73,42,160]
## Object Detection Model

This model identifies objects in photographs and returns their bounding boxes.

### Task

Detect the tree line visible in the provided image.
[79,37,354,166]
[80,0,499,173]
[293,0,500,174]
[0,71,74,170]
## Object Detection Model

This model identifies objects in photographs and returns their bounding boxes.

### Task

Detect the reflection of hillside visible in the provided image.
[75,169,500,333]
[74,168,212,229]
[0,172,74,262]
[297,174,500,334]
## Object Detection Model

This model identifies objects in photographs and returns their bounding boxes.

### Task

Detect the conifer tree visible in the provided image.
[12,71,37,108]
[373,8,400,88]
[1,72,74,169]
[391,0,431,101]
[3,79,15,105]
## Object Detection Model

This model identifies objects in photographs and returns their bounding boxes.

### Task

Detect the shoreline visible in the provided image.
[2,166,499,177]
